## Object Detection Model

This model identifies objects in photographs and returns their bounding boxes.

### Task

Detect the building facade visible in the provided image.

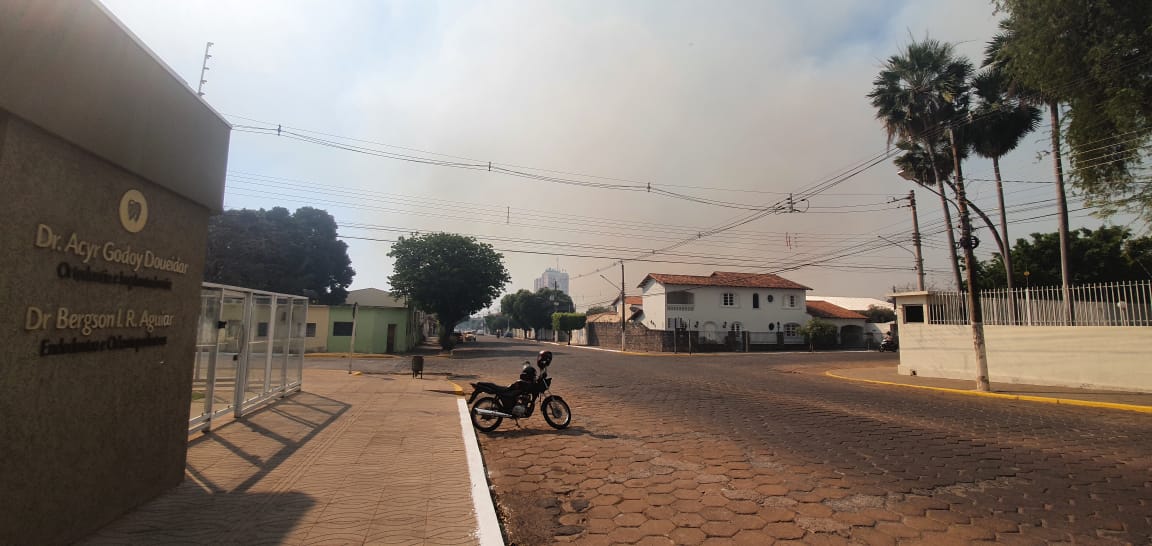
[533,267,570,294]
[639,271,812,343]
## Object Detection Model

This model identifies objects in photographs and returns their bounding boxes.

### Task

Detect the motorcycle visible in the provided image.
[879,337,898,352]
[468,350,571,432]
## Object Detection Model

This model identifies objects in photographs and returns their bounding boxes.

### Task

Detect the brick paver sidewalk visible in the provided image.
[83,369,482,545]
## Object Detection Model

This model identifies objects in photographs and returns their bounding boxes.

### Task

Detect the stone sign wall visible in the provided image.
[0,2,230,543]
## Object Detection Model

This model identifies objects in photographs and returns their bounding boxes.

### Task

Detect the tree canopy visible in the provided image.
[975,225,1152,288]
[206,207,354,304]
[500,288,574,338]
[993,0,1152,222]
[585,305,612,315]
[387,233,509,348]
[863,305,896,324]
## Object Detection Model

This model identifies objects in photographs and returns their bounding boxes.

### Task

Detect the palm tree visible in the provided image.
[985,29,1074,323]
[968,68,1042,295]
[869,38,974,292]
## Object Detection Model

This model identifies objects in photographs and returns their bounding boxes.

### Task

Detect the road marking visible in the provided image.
[456,398,505,546]
[825,371,1152,414]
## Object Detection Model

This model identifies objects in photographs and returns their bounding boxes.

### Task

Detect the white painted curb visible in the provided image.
[457,398,505,546]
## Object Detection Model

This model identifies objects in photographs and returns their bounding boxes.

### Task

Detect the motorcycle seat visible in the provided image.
[471,381,517,396]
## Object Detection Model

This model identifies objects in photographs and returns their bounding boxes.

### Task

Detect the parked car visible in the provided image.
[464,332,476,342]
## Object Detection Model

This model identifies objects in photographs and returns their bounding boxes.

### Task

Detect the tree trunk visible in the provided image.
[1049,101,1074,324]
[926,137,963,291]
[992,156,1018,323]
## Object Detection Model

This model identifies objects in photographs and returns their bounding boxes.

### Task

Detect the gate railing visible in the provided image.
[927,280,1152,326]
[189,283,308,434]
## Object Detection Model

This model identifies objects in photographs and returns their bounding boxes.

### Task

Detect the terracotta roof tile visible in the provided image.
[806,300,866,320]
[638,271,811,290]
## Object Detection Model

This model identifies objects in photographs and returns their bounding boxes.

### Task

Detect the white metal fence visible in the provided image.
[189,283,308,434]
[927,280,1152,326]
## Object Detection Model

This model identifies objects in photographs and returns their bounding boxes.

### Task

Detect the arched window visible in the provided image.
[752,293,760,308]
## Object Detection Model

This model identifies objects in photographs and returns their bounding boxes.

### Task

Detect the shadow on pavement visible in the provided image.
[84,391,349,544]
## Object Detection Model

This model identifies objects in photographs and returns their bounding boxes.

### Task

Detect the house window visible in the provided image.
[784,295,798,309]
[668,291,694,305]
[305,323,317,337]
[903,305,925,323]
[332,322,354,336]
[257,322,269,337]
[730,322,742,334]
[752,293,760,309]
[783,322,800,337]
[722,293,736,307]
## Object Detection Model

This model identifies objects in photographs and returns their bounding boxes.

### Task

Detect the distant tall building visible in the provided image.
[533,267,569,294]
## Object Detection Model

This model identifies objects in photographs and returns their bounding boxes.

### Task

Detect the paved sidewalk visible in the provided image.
[82,369,499,545]
[828,365,1152,412]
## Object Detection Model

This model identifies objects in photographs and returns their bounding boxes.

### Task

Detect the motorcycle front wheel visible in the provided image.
[471,396,503,432]
[541,396,571,429]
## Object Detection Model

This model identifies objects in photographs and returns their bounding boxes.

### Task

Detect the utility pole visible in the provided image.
[197,42,214,97]
[908,191,925,292]
[619,261,626,352]
[949,128,991,392]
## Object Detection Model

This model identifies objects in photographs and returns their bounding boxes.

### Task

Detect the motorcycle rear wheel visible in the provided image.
[542,396,571,429]
[471,396,503,432]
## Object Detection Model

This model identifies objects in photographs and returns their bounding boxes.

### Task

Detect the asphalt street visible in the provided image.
[326,337,1152,545]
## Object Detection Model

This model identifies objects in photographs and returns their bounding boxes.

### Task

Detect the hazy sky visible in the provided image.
[102,0,1124,311]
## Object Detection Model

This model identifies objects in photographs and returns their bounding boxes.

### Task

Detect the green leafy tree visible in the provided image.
[206,206,354,304]
[387,233,509,349]
[500,290,532,337]
[992,0,1152,222]
[870,39,973,291]
[863,305,896,324]
[797,318,838,352]
[551,313,587,345]
[483,313,510,334]
[585,305,612,315]
[976,226,1152,287]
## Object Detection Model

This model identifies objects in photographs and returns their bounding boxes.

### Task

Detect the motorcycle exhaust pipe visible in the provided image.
[473,408,514,419]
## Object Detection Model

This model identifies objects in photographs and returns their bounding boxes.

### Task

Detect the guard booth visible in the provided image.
[190,284,308,433]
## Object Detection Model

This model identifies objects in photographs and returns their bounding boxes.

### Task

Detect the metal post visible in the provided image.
[908,191,925,292]
[950,127,991,392]
[346,303,358,374]
[620,261,626,352]
[196,42,213,96]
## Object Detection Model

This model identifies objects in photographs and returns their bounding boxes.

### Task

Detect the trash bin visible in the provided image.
[411,355,424,378]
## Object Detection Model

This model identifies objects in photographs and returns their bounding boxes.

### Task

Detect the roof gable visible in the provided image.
[638,271,811,290]
[806,300,866,320]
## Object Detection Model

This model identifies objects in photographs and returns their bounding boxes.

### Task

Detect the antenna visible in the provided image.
[197,41,214,97]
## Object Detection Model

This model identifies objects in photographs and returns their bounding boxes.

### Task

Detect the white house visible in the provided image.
[639,271,811,343]
[805,300,869,347]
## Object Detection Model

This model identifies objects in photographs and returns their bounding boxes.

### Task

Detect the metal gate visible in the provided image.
[190,283,307,434]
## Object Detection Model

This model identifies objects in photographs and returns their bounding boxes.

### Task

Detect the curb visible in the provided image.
[456,398,505,546]
[824,370,1152,414]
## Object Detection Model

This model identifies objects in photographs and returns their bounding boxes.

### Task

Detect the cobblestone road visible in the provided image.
[442,339,1152,545]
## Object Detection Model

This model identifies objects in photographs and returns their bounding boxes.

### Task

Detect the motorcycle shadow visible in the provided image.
[481,425,617,440]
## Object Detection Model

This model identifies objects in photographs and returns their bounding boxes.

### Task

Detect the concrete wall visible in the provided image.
[0,2,229,543]
[894,293,1152,392]
[303,305,331,352]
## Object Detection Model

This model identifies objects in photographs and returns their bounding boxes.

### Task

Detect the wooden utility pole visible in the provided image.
[908,190,925,292]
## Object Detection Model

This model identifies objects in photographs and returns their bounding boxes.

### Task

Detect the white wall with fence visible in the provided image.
[190,283,308,434]
[893,281,1152,393]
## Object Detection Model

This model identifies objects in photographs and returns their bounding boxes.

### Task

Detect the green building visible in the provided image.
[310,288,423,354]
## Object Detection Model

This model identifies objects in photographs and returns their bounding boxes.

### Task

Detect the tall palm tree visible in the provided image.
[985,29,1074,323]
[968,68,1042,295]
[869,39,974,291]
